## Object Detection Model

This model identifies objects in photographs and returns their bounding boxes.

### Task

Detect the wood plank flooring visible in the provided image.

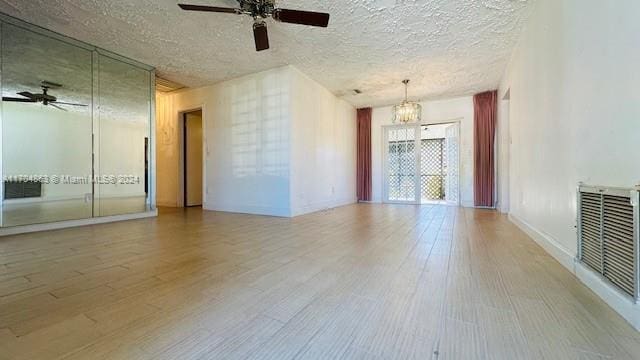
[0,204,639,359]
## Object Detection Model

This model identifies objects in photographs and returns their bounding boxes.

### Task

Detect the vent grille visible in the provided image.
[580,192,603,273]
[4,181,42,199]
[603,195,635,296]
[578,186,638,300]
[155,77,185,92]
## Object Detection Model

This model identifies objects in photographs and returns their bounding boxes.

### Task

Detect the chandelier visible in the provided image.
[392,79,421,124]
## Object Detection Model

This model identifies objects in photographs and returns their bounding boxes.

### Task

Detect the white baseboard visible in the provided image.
[203,203,291,217]
[0,209,158,237]
[509,213,576,273]
[291,197,357,217]
[461,200,475,208]
[575,263,640,331]
[157,201,178,207]
[508,213,640,331]
[203,197,357,218]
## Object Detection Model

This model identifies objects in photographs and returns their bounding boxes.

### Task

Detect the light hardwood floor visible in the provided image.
[0,204,639,359]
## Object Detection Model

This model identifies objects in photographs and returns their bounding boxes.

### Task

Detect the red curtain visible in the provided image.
[357,108,372,201]
[473,90,497,207]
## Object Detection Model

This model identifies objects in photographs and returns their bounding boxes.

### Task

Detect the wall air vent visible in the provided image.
[578,184,639,300]
[4,181,42,199]
[155,77,185,93]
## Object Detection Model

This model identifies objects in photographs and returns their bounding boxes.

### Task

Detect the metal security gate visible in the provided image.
[420,139,446,201]
[444,123,460,205]
[384,126,418,203]
[383,123,460,205]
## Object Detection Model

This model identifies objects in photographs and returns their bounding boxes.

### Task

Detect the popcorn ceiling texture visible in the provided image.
[0,0,532,107]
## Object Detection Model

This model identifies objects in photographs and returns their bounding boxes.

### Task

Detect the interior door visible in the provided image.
[184,111,203,207]
[383,125,419,204]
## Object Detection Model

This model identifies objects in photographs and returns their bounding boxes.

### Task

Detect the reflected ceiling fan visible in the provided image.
[178,0,330,51]
[2,81,88,111]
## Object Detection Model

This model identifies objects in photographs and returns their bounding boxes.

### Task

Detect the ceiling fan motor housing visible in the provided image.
[239,0,275,18]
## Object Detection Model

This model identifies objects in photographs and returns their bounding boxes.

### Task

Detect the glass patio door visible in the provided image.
[444,123,460,205]
[383,125,420,204]
[383,123,460,205]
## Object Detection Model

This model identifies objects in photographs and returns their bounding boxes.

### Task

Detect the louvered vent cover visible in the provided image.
[578,186,639,300]
[155,77,185,92]
[580,192,603,273]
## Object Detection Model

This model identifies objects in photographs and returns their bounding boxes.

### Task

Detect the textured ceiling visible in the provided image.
[0,0,532,107]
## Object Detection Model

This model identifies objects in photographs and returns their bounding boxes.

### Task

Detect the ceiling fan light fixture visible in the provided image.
[392,79,421,124]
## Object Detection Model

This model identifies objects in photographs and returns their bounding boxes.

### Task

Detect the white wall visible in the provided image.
[156,66,291,216]
[499,0,640,328]
[289,68,357,216]
[155,91,179,207]
[2,101,148,202]
[156,65,357,217]
[2,103,92,200]
[496,93,510,213]
[371,96,474,205]
[499,0,640,258]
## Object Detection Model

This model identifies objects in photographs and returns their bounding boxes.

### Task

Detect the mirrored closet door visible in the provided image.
[0,19,154,228]
[95,54,151,217]
[1,24,94,227]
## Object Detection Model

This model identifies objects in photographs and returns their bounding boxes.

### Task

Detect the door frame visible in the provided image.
[176,106,207,208]
[442,121,461,206]
[382,119,462,205]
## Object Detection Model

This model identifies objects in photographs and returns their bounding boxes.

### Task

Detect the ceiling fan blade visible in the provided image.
[253,22,270,52]
[2,96,37,103]
[52,101,88,107]
[17,91,36,99]
[178,4,239,13]
[273,9,330,27]
[48,103,67,111]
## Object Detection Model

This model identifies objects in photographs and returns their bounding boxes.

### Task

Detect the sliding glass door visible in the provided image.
[444,123,460,205]
[383,123,460,205]
[383,125,419,203]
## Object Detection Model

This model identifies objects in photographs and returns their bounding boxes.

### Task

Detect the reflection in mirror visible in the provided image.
[95,54,151,217]
[1,24,93,227]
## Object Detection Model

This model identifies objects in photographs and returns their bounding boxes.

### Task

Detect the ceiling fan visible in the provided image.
[178,0,330,51]
[2,81,88,111]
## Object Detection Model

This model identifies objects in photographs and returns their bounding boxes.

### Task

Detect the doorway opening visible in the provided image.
[182,110,203,208]
[383,122,460,205]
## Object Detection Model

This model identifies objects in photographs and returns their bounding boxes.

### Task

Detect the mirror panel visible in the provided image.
[95,54,151,217]
[1,24,93,226]
[0,19,154,228]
